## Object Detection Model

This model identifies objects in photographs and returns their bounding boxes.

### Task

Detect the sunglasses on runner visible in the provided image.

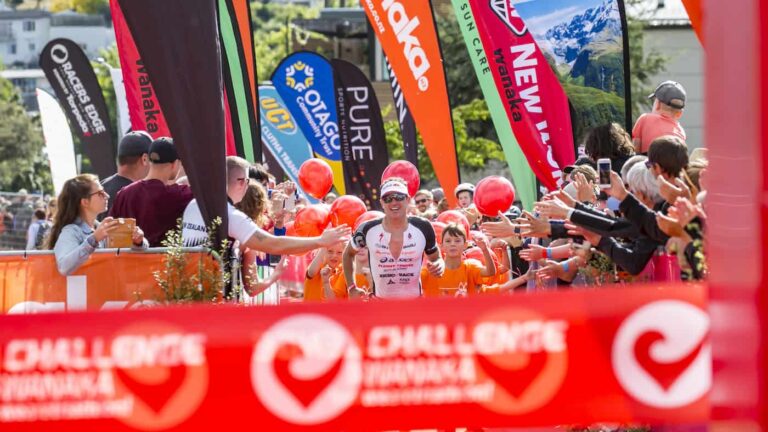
[382,193,408,204]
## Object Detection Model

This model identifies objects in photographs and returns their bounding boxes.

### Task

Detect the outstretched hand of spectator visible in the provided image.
[565,222,601,246]
[658,175,692,204]
[518,210,551,238]
[535,197,571,220]
[519,243,546,262]
[319,225,351,247]
[605,171,628,201]
[481,211,517,239]
[573,172,596,203]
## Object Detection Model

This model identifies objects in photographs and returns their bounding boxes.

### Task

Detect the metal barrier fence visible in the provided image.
[0,192,48,251]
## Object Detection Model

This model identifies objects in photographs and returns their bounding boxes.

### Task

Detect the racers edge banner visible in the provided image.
[0,284,709,430]
[332,59,389,210]
[468,0,576,190]
[451,0,538,210]
[108,0,171,139]
[362,0,460,206]
[117,0,228,244]
[39,39,115,180]
[272,52,346,195]
[218,0,262,163]
[36,89,77,195]
[258,83,317,202]
[385,57,418,167]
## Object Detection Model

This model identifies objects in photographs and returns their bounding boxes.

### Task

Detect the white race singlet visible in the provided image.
[350,216,437,298]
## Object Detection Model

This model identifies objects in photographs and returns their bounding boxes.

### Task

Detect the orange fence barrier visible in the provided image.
[0,248,219,314]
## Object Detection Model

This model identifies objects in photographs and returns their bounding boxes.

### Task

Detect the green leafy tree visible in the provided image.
[252,2,326,79]
[50,0,109,15]
[0,71,52,193]
[92,44,119,147]
[625,0,668,118]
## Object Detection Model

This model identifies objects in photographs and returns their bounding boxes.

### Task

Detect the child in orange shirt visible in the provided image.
[421,223,496,297]
[304,242,370,302]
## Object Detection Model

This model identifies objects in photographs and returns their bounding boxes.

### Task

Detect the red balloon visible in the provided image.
[293,205,330,237]
[298,159,333,200]
[285,221,297,236]
[353,210,384,231]
[463,246,484,262]
[474,176,515,217]
[431,221,447,243]
[436,210,471,240]
[381,160,419,197]
[330,196,367,228]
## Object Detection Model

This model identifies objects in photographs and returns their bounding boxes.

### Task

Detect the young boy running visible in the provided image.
[420,224,496,297]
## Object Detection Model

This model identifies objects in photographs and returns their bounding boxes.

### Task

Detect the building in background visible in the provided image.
[0,8,113,68]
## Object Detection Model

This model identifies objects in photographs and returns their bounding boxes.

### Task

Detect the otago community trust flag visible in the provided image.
[332,59,389,210]
[117,0,228,243]
[362,0,460,206]
[40,39,115,179]
[218,0,262,163]
[272,52,346,195]
[109,0,171,138]
[511,0,632,141]
[468,0,576,190]
[258,83,315,201]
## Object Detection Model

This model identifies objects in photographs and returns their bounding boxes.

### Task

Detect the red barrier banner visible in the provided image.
[0,250,215,314]
[0,284,709,430]
[468,0,575,190]
[361,0,460,206]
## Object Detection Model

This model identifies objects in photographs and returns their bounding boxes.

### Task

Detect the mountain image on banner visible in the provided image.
[514,0,629,142]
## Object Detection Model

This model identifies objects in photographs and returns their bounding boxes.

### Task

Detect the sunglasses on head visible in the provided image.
[382,193,408,204]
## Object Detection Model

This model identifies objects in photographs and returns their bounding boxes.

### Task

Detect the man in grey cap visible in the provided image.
[632,80,687,154]
[99,131,152,219]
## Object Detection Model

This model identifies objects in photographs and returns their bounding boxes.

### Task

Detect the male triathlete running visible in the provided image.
[343,177,445,299]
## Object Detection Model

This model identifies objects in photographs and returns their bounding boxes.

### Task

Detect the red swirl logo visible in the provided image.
[251,314,362,425]
[612,300,710,408]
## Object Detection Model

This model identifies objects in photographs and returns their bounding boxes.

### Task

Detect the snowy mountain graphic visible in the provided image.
[538,0,621,67]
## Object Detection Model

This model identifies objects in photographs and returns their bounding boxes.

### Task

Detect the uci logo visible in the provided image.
[260,96,297,135]
[251,314,362,425]
[612,300,710,408]
[489,0,528,36]
[285,61,315,92]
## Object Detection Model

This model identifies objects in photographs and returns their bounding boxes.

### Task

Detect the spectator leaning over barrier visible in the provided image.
[181,156,350,254]
[109,137,194,247]
[49,174,147,276]
[99,131,152,220]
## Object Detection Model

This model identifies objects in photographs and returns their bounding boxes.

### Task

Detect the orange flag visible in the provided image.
[681,0,703,44]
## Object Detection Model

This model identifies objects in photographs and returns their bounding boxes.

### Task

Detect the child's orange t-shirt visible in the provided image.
[420,259,484,297]
[304,268,368,302]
